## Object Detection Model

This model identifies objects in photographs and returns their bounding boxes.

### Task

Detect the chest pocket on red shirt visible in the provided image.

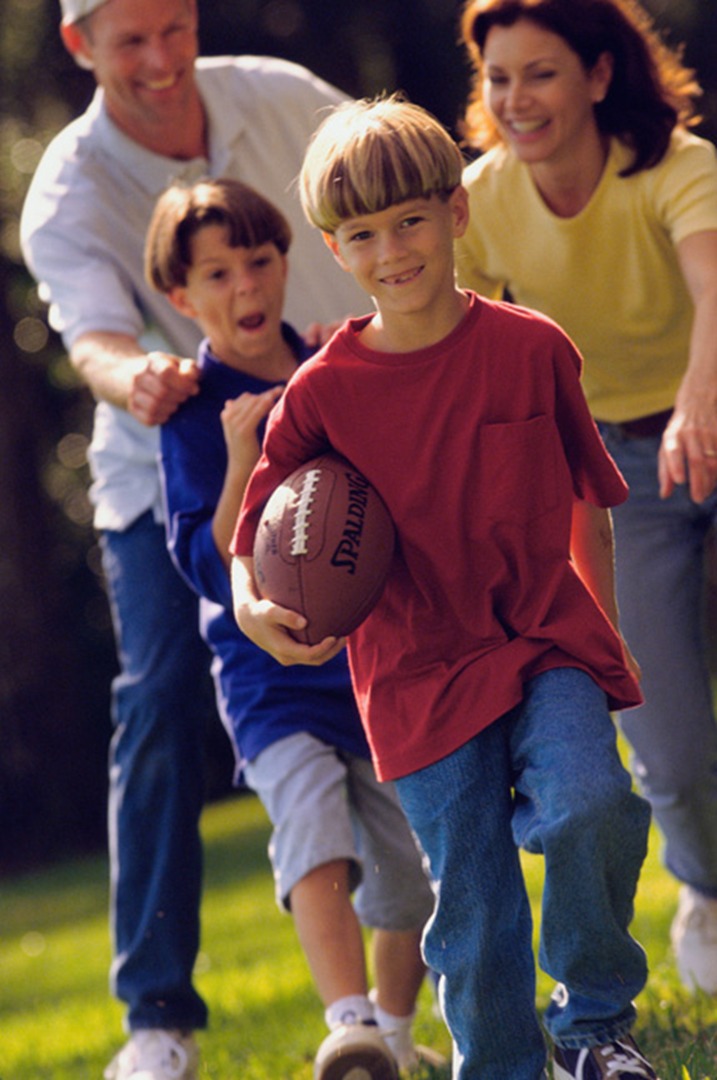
[473,414,564,527]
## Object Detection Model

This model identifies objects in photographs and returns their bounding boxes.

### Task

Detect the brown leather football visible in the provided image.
[253,452,395,644]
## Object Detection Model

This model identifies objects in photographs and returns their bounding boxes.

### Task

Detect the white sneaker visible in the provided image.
[671,885,717,994]
[314,1023,399,1080]
[104,1029,199,1080]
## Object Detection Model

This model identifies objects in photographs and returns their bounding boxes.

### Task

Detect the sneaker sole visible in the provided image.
[316,1044,398,1080]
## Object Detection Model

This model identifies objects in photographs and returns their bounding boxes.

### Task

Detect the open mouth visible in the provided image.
[143,74,179,92]
[509,118,549,135]
[238,313,266,330]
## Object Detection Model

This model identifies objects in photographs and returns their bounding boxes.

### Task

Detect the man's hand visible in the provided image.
[128,351,200,426]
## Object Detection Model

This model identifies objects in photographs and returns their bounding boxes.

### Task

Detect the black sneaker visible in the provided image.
[553,1035,660,1080]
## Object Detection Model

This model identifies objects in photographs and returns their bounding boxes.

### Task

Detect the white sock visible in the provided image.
[371,997,417,1069]
[324,994,375,1031]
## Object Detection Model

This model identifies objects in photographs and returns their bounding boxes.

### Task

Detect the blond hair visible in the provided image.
[299,94,465,235]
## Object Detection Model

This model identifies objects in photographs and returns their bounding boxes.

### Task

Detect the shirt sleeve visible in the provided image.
[160,404,234,610]
[653,132,717,247]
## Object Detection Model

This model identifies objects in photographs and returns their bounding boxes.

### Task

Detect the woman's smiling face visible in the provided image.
[482,18,612,170]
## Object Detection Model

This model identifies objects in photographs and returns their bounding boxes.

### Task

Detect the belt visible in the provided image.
[599,409,673,439]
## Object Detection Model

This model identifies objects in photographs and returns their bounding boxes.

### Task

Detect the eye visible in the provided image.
[400,215,423,229]
[348,229,373,243]
[486,73,509,87]
[119,34,145,50]
[252,255,271,268]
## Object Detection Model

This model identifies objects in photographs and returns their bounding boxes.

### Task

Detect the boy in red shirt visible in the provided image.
[230,95,656,1080]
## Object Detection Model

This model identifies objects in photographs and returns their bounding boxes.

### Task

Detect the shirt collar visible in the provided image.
[198,322,315,375]
[91,59,247,198]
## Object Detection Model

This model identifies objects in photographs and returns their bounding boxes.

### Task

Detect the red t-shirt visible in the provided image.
[232,293,641,780]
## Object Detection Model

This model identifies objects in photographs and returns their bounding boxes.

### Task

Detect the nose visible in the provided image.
[144,33,174,72]
[376,231,406,264]
[234,269,257,295]
[505,77,530,112]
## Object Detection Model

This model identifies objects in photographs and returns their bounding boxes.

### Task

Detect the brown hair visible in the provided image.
[299,94,465,234]
[460,0,701,175]
[145,177,292,293]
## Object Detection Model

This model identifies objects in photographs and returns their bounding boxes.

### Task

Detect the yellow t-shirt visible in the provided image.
[455,130,717,421]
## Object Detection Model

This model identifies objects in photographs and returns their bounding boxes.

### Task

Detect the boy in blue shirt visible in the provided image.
[145,177,442,1080]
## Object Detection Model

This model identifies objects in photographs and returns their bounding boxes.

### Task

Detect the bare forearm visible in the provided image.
[211,465,254,570]
[69,331,148,409]
[69,331,199,425]
[570,501,619,628]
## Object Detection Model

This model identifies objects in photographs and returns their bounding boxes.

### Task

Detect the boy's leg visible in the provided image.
[243,733,398,1078]
[243,734,369,1003]
[371,927,426,1019]
[289,858,370,1008]
[345,757,444,1069]
[509,668,651,1049]
[395,722,548,1080]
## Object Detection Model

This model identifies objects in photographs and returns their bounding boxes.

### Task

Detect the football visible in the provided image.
[253,451,395,645]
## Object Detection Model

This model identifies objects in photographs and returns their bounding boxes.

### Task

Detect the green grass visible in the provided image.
[1,788,716,1079]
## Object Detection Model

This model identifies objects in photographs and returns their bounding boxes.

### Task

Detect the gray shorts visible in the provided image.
[243,731,435,929]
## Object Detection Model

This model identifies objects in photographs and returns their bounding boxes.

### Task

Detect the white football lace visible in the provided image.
[290,468,320,556]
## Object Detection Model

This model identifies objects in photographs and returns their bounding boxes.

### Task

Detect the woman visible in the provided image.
[456,0,717,997]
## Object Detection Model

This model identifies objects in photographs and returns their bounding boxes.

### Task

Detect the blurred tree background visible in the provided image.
[2,0,715,872]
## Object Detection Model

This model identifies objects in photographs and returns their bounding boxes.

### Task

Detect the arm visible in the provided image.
[231,555,345,666]
[69,332,200,426]
[211,387,283,567]
[570,499,640,681]
[659,229,717,503]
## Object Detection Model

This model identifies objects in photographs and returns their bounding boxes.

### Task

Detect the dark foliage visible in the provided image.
[1,0,714,872]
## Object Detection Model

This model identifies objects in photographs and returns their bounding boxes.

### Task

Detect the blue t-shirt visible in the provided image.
[160,325,369,773]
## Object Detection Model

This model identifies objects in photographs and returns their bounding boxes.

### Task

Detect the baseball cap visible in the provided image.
[60,0,109,23]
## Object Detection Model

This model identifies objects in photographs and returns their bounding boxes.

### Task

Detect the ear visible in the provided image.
[322,232,351,273]
[60,20,95,71]
[449,185,470,240]
[590,51,614,104]
[167,285,198,320]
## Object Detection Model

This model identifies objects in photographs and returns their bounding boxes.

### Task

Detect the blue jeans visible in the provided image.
[600,425,717,896]
[101,512,211,1031]
[395,669,650,1080]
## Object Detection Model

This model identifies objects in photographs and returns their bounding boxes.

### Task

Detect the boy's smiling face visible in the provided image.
[324,188,469,349]
[169,223,288,369]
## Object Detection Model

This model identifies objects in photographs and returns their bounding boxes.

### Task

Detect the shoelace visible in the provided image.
[128,1031,189,1079]
[598,1041,653,1078]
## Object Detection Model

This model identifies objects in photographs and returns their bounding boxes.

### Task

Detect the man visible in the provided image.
[20,2,364,1077]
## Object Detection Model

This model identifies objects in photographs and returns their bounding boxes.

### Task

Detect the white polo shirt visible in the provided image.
[21,55,365,530]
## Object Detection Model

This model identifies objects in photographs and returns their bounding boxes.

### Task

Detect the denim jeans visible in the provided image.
[101,512,211,1031]
[395,668,650,1080]
[600,425,717,896]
